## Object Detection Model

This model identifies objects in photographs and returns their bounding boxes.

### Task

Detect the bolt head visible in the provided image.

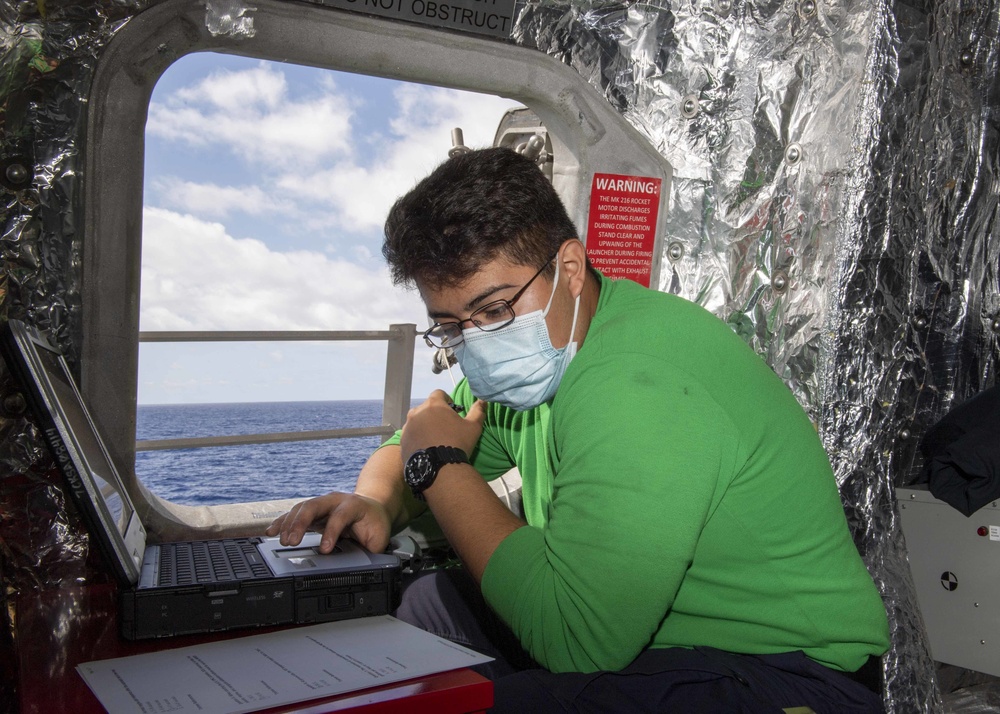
[784,144,802,164]
[5,163,28,184]
[800,0,817,17]
[3,393,26,414]
[667,242,684,261]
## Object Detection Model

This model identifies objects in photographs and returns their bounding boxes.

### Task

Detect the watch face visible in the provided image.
[405,451,434,489]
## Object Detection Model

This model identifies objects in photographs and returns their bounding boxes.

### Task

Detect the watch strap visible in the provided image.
[427,445,468,466]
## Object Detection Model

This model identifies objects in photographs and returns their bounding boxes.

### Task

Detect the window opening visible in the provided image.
[139,53,521,505]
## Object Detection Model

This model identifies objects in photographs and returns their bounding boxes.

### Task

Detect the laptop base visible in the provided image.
[121,568,399,640]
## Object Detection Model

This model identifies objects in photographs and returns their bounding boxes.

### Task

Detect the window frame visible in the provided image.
[81,0,673,537]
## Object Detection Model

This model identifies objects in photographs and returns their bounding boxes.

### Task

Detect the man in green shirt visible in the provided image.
[268,147,890,712]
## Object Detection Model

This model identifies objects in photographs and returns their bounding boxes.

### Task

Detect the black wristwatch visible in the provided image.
[403,445,469,500]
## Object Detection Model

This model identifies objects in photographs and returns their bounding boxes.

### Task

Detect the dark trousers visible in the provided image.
[394,570,885,714]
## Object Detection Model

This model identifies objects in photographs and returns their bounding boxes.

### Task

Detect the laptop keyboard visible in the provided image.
[157,539,273,586]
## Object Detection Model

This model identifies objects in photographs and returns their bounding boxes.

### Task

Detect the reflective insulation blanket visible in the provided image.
[2,0,999,712]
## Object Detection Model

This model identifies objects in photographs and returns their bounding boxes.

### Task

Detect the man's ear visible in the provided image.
[559,239,589,299]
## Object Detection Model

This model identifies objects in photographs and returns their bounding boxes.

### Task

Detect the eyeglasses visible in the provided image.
[423,251,559,349]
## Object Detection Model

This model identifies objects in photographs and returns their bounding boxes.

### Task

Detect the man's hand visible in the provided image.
[396,389,524,583]
[265,492,392,554]
[400,390,487,462]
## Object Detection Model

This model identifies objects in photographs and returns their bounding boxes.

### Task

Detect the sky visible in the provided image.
[138,53,522,404]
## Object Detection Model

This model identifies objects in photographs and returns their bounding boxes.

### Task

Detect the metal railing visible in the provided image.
[135,325,417,452]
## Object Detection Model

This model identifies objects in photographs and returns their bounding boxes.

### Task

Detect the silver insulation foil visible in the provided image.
[2,0,998,711]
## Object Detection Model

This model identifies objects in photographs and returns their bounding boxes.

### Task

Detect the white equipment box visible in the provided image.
[898,486,1000,676]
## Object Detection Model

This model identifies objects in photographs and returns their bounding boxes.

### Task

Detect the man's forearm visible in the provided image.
[354,444,426,531]
[423,462,526,583]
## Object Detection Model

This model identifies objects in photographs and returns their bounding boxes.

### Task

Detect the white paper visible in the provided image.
[77,616,493,714]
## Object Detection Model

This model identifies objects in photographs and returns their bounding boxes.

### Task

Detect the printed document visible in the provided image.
[77,615,493,714]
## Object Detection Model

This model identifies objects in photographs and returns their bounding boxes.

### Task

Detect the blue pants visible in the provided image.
[394,570,885,714]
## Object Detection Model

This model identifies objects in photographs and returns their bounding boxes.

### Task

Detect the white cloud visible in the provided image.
[174,64,287,111]
[350,245,374,262]
[278,85,522,233]
[153,178,294,218]
[148,64,520,236]
[140,207,423,332]
[147,63,355,166]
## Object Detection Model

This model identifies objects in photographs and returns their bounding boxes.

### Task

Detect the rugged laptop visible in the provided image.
[1,319,400,640]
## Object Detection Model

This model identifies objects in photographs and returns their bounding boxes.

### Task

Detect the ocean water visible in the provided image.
[135,401,387,506]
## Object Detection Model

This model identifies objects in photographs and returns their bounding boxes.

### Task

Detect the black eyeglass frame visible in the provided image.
[422,251,560,349]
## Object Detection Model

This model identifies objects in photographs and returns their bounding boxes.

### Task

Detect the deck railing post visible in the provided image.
[382,324,416,438]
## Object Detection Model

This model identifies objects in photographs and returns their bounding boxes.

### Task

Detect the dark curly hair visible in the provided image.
[382,147,579,290]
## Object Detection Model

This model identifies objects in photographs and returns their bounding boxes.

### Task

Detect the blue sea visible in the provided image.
[135,401,387,506]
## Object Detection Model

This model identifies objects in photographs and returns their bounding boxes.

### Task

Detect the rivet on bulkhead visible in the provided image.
[784,143,803,165]
[681,95,700,119]
[5,163,28,185]
[3,393,26,415]
[667,242,684,262]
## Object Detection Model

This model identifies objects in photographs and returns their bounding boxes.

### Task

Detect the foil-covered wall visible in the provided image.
[1,0,997,711]
[1,3,141,710]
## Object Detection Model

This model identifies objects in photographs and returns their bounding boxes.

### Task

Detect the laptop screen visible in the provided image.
[33,343,134,535]
[2,320,146,584]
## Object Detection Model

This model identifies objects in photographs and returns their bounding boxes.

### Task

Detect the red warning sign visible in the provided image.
[585,173,662,287]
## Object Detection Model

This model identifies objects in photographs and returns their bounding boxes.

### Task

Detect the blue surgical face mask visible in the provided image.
[454,259,581,411]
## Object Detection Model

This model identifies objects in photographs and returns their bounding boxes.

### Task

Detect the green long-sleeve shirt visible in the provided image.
[401,273,889,674]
